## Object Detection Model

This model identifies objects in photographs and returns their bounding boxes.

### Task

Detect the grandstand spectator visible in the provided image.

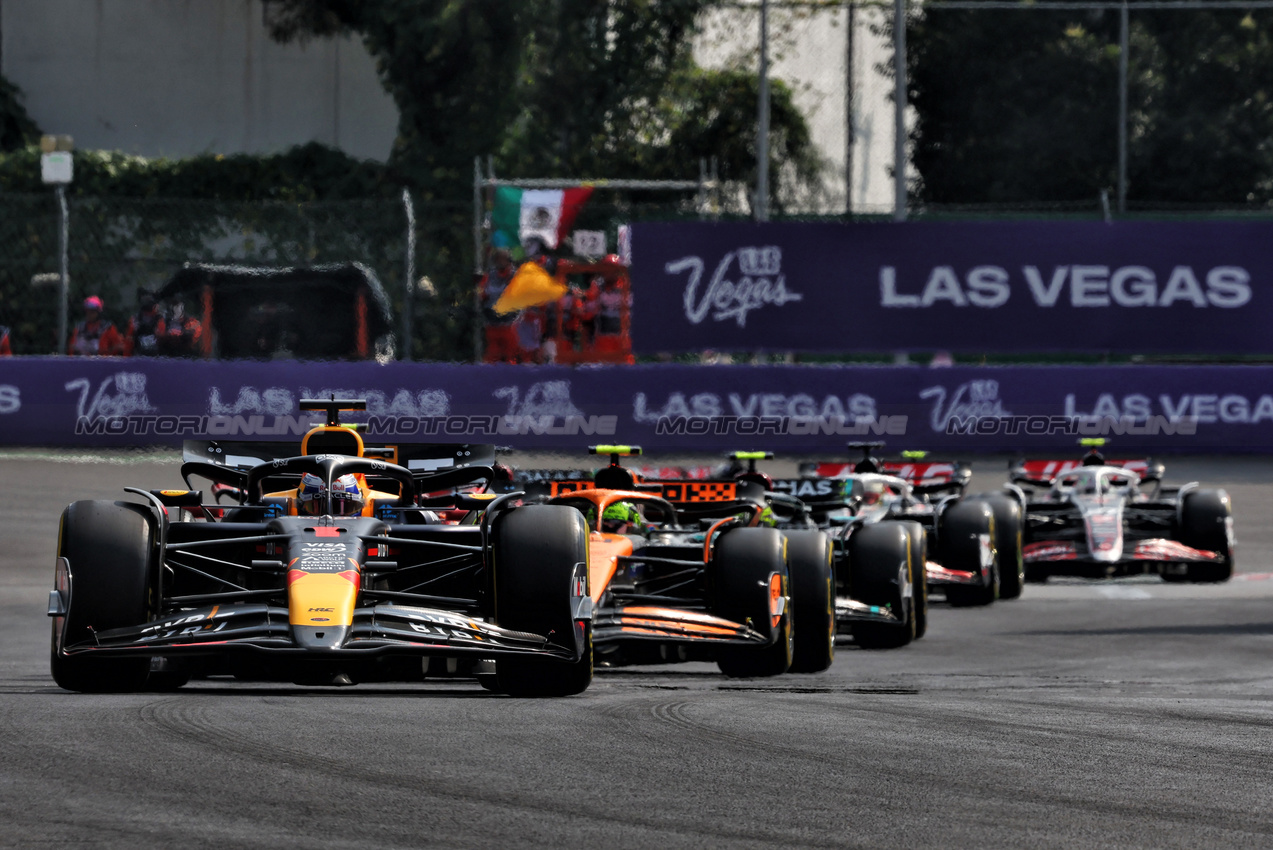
[0,324,11,356]
[578,275,600,348]
[478,248,519,363]
[160,301,203,357]
[123,289,166,357]
[516,305,547,364]
[554,284,586,356]
[596,274,628,337]
[67,295,124,356]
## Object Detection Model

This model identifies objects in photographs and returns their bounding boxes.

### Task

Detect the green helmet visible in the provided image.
[602,501,645,533]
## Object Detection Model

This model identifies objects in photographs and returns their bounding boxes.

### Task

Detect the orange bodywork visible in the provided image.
[588,532,632,605]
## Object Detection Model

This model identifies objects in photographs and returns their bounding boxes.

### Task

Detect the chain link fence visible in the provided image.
[0,191,721,361]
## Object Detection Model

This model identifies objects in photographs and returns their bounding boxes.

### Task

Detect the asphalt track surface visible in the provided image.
[1,451,1272,849]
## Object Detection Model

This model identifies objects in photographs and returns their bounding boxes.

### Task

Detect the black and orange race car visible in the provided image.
[658,451,930,650]
[528,446,830,676]
[48,398,593,697]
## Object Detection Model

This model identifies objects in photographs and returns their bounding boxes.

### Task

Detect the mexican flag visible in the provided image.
[493,186,593,250]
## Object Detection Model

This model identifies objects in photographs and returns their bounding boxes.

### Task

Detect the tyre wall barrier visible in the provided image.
[1,357,1271,453]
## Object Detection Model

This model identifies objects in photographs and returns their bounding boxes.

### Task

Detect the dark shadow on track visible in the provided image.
[1010,622,1273,638]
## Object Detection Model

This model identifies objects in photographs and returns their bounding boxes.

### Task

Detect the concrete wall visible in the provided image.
[1,0,398,161]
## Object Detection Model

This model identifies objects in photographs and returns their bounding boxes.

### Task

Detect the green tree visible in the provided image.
[499,1,823,210]
[0,75,39,151]
[265,0,822,209]
[908,5,1273,208]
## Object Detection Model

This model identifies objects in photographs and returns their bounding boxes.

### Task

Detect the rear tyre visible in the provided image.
[714,528,793,678]
[1179,490,1234,583]
[899,522,930,640]
[975,494,1024,600]
[941,500,998,607]
[491,505,593,697]
[785,530,835,674]
[51,500,156,693]
[849,523,917,650]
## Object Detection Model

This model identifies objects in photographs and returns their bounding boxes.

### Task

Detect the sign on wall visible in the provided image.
[629,221,1271,354]
[2,359,1272,454]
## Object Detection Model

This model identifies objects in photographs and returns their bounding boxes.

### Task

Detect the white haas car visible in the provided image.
[1012,445,1234,583]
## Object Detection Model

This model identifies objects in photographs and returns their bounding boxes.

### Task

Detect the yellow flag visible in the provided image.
[493,262,568,315]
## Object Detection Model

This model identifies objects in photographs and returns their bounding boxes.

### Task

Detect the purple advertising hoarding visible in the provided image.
[628,221,1273,354]
[1,358,1272,454]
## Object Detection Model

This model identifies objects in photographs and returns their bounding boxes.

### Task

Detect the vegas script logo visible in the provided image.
[665,245,803,328]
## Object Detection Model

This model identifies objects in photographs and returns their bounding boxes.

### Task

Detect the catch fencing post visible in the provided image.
[40,135,75,354]
[401,187,416,361]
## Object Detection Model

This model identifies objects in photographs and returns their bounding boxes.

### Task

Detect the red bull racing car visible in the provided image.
[48,399,593,696]
[1012,440,1234,583]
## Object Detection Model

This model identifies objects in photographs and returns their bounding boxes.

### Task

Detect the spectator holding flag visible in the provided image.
[478,248,521,363]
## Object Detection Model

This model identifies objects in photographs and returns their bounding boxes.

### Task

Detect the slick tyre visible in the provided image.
[899,521,930,640]
[491,505,593,697]
[1179,490,1234,583]
[941,500,998,607]
[784,530,835,674]
[974,494,1025,600]
[51,500,156,693]
[714,527,793,678]
[849,523,917,650]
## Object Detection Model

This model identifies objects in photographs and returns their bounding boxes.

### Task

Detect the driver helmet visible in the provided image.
[329,473,365,516]
[297,472,365,516]
[602,501,645,534]
[861,482,885,506]
[297,472,326,515]
[848,478,887,507]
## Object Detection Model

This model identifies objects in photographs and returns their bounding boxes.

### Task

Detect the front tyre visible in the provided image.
[1179,490,1234,583]
[898,521,930,640]
[849,523,917,650]
[785,530,835,673]
[714,528,793,678]
[974,494,1024,600]
[941,500,998,607]
[51,500,157,693]
[491,505,593,697]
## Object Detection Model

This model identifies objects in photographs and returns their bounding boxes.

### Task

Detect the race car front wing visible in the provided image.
[55,602,582,663]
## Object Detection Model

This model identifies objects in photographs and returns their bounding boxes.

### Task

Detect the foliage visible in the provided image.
[907,5,1273,207]
[0,76,39,151]
[0,142,391,199]
[497,0,824,210]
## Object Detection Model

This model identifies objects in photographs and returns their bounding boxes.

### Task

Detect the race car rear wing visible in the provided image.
[182,439,494,471]
[795,460,970,496]
[1010,458,1160,487]
[541,477,767,504]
